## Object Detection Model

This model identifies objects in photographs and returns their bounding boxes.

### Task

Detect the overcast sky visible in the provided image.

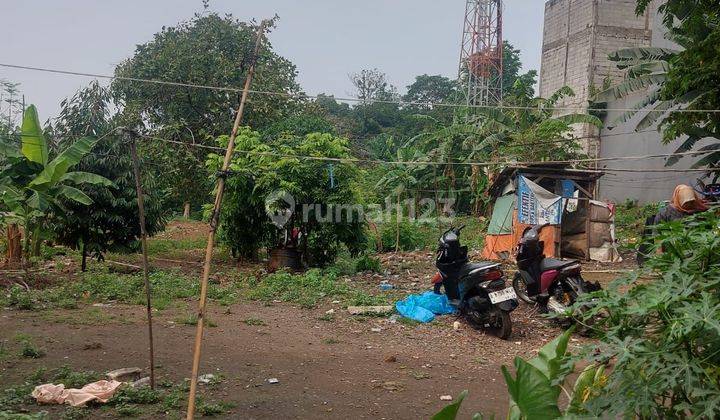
[0,0,546,120]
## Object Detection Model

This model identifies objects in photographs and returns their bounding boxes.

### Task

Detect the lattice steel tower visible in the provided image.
[458,0,503,107]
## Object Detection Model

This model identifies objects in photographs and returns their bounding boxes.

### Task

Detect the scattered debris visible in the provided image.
[453,321,461,331]
[331,300,341,304]
[92,303,112,308]
[376,381,404,392]
[384,355,397,363]
[347,306,394,316]
[106,367,142,382]
[198,374,216,384]
[440,395,453,401]
[267,378,279,384]
[370,327,382,333]
[32,380,122,407]
[82,342,102,351]
[131,377,151,388]
[325,309,335,315]
[379,282,394,291]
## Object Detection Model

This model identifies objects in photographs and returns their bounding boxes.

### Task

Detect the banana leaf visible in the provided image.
[20,105,48,166]
[29,137,99,190]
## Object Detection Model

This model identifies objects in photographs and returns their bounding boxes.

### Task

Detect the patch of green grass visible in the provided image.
[110,385,162,405]
[246,269,352,308]
[51,365,102,389]
[114,404,141,417]
[39,307,129,326]
[60,407,90,419]
[147,237,208,257]
[196,399,235,416]
[346,290,389,307]
[317,313,334,322]
[0,342,10,362]
[20,341,44,359]
[614,201,661,250]
[398,317,422,327]
[242,317,265,326]
[373,215,488,252]
[2,267,237,312]
[322,338,340,345]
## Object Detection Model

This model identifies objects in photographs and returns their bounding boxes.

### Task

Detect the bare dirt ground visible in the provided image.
[0,220,625,419]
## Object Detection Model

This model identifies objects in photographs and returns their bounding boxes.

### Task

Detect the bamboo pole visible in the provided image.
[186,21,267,419]
[128,132,156,389]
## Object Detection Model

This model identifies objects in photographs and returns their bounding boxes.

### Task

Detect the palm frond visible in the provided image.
[608,47,678,65]
[593,73,667,103]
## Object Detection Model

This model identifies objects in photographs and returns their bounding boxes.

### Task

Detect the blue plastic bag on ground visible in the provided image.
[395,291,456,323]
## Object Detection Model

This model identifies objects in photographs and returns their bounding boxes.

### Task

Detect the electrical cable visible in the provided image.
[138,132,720,172]
[4,62,720,114]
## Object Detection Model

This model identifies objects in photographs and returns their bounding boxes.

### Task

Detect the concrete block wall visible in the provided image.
[539,0,657,158]
[536,0,699,204]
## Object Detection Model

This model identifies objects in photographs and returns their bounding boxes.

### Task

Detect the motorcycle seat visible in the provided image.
[540,258,578,272]
[459,261,500,279]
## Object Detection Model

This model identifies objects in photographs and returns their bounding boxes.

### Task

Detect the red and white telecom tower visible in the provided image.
[458,0,503,107]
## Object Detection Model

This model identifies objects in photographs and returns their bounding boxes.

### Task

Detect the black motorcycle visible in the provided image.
[433,226,518,339]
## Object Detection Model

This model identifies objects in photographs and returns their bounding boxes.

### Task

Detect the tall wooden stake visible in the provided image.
[186,21,267,419]
[128,132,156,389]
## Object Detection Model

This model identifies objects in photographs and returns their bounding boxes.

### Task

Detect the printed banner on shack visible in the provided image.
[517,176,562,225]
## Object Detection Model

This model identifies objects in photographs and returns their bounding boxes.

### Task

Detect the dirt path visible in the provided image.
[0,295,581,419]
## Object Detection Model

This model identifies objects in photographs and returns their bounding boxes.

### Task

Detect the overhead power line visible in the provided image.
[3,62,720,114]
[138,133,720,172]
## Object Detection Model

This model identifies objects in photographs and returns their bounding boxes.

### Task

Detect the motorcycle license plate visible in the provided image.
[488,287,517,304]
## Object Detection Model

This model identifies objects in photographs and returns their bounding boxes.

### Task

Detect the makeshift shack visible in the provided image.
[481,165,622,262]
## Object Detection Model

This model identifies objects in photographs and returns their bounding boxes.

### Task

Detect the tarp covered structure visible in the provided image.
[481,165,622,263]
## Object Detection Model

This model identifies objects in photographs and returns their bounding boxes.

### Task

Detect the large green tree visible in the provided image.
[207,128,366,266]
[112,13,301,213]
[52,82,166,271]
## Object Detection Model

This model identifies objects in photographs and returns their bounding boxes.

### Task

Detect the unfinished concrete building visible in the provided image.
[539,0,705,203]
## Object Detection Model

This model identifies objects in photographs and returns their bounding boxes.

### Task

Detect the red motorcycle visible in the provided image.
[512,224,592,314]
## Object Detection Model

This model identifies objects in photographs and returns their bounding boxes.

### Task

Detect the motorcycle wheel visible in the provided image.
[433,282,442,294]
[563,276,587,306]
[512,272,535,304]
[486,308,512,340]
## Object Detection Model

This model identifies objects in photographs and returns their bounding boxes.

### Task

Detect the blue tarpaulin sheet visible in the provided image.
[395,291,456,323]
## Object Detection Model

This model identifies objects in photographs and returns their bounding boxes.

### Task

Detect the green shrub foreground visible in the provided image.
[436,209,720,419]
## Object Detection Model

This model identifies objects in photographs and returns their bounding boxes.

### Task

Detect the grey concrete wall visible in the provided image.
[538,0,706,204]
[597,91,709,203]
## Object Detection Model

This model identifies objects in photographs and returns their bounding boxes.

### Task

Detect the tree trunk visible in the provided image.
[31,225,42,257]
[81,242,88,272]
[6,224,22,267]
[182,201,191,219]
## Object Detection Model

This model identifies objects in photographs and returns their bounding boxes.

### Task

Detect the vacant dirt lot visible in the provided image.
[0,221,623,419]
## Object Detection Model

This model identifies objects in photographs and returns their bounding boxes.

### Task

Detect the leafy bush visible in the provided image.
[355,255,382,273]
[208,129,367,266]
[574,209,720,418]
[380,220,423,252]
[433,329,606,419]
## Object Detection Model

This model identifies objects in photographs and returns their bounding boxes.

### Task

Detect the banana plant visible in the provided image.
[433,328,607,419]
[0,105,113,258]
[591,46,716,169]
